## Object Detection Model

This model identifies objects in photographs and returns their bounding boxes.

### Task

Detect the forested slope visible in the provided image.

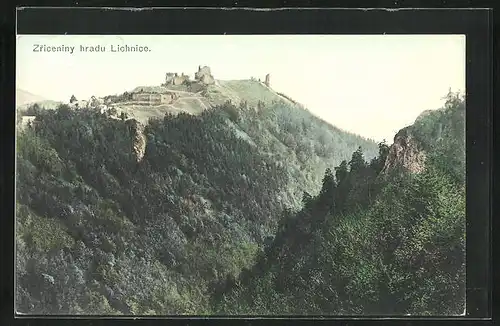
[215,91,466,316]
[15,96,377,314]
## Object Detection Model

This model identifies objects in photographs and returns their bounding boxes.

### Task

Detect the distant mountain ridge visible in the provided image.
[16,89,48,106]
[16,88,62,112]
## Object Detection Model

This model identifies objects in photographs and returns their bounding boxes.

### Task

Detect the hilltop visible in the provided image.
[114,78,296,125]
[22,66,295,125]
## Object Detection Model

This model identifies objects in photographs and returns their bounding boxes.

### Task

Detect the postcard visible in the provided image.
[15,34,466,316]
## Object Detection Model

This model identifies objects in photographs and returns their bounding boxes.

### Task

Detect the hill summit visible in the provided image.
[110,66,283,124]
[29,66,285,126]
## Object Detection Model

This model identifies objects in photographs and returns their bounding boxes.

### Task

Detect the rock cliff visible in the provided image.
[381,126,426,174]
[126,119,146,163]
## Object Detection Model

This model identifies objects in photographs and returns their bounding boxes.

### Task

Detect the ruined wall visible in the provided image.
[132,93,162,105]
[200,74,214,85]
[165,73,176,84]
[173,74,190,85]
[131,92,178,105]
[195,66,215,85]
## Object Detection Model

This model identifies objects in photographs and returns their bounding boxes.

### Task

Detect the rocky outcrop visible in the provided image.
[126,119,146,163]
[381,126,426,174]
[264,74,270,87]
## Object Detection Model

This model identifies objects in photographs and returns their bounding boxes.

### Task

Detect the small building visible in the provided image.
[132,93,159,104]
[131,91,178,106]
[18,115,37,130]
[89,95,104,108]
[69,100,89,109]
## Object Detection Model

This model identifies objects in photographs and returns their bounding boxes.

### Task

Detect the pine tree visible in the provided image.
[319,168,335,201]
[321,168,335,192]
[302,191,313,209]
[318,168,336,215]
[378,140,390,162]
[369,140,390,173]
[335,160,348,185]
[349,146,366,173]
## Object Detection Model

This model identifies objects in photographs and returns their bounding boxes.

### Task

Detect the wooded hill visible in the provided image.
[16,90,380,314]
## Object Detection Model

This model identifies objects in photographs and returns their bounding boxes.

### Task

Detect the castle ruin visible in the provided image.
[264,74,270,87]
[128,65,216,106]
[165,73,176,84]
[195,66,215,85]
[165,72,190,86]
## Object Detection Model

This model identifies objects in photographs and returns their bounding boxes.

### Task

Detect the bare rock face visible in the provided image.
[264,74,270,87]
[126,119,146,163]
[381,126,426,174]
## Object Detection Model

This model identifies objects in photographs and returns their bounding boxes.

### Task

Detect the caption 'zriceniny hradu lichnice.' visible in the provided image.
[32,44,152,54]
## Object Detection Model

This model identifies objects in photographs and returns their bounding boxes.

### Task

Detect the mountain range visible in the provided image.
[16,89,61,111]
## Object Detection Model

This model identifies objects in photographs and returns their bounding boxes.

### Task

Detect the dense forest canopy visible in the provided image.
[214,90,466,316]
[15,90,465,316]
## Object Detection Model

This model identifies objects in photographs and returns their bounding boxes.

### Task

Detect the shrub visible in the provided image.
[18,208,75,253]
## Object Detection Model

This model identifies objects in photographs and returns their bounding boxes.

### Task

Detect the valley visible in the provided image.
[15,70,465,316]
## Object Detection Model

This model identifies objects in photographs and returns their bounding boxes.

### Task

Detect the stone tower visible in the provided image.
[264,74,270,87]
[165,72,176,85]
[195,65,215,85]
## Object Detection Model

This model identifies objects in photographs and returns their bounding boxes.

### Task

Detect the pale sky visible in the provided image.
[16,35,465,142]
